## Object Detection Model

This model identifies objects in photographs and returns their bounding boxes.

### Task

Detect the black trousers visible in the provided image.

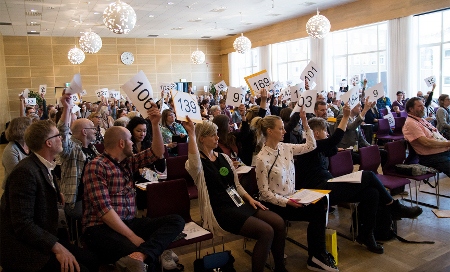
[84,215,184,265]
[317,171,393,235]
[261,198,328,257]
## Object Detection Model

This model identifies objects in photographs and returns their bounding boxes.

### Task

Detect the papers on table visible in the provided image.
[235,165,253,175]
[135,181,159,191]
[183,222,211,240]
[328,170,362,183]
[289,189,329,205]
[432,209,450,218]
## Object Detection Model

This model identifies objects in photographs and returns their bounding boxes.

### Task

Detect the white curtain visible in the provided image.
[388,16,414,99]
[259,45,272,78]
[309,36,329,93]
[228,52,240,87]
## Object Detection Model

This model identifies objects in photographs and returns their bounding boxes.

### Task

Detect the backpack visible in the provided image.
[353,205,434,244]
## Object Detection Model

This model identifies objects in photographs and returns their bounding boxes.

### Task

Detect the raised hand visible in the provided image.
[146,102,161,125]
[182,116,195,135]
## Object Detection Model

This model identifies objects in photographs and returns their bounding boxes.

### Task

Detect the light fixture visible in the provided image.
[103,0,137,34]
[79,29,102,53]
[191,48,205,64]
[233,33,251,54]
[306,8,331,39]
[68,46,85,64]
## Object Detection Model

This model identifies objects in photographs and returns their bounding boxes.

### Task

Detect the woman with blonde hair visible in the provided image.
[2,117,32,189]
[254,111,339,272]
[184,117,287,272]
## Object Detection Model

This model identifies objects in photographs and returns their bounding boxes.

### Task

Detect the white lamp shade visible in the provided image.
[233,33,252,54]
[68,47,85,64]
[103,0,137,34]
[79,31,102,53]
[306,11,331,39]
[191,50,205,64]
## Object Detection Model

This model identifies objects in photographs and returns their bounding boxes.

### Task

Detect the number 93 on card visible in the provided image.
[244,70,272,96]
[170,90,203,123]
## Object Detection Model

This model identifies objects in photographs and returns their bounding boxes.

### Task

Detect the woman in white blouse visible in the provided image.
[254,111,339,272]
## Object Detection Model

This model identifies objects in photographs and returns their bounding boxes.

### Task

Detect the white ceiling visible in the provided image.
[0,0,355,39]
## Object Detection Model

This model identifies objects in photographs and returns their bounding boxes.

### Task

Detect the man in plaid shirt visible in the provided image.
[82,103,184,272]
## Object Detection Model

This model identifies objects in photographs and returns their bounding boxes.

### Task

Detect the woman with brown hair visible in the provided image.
[436,93,450,139]
[2,117,32,189]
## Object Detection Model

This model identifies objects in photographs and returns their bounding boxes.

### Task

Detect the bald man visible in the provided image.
[82,105,184,272]
[58,93,100,219]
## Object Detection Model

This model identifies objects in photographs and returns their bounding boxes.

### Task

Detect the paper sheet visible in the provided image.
[328,170,362,183]
[183,222,211,240]
[432,209,450,218]
[235,166,253,174]
[290,189,326,205]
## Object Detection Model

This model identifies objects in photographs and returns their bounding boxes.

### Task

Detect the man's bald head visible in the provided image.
[104,126,130,150]
[71,118,91,135]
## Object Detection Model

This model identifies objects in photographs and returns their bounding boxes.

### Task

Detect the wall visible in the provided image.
[3,36,222,119]
[0,33,10,132]
[219,0,450,84]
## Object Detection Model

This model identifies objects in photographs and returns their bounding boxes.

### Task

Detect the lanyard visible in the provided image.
[408,115,435,133]
[267,147,280,181]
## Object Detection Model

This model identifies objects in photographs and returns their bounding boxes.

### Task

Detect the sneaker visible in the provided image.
[161,250,178,270]
[307,252,339,272]
[170,250,179,263]
[390,199,423,219]
[116,256,148,272]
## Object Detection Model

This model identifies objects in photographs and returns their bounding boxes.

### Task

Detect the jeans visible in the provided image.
[419,151,450,177]
[84,215,185,265]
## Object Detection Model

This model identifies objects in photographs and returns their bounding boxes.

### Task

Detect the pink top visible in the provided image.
[402,115,449,155]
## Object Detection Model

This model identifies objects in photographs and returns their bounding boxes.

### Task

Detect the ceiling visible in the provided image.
[0,0,355,40]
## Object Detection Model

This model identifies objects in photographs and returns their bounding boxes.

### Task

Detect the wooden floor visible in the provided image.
[1,143,450,272]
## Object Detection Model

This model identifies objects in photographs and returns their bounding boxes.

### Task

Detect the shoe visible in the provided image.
[170,250,179,263]
[306,252,339,272]
[116,256,148,272]
[329,206,336,214]
[356,233,384,254]
[161,250,178,270]
[390,200,423,219]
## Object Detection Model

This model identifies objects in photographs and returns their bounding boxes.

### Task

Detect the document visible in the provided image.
[289,189,327,205]
[235,165,253,174]
[328,170,362,183]
[432,209,450,218]
[183,222,211,240]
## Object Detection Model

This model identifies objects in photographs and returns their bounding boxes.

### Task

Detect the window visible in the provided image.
[235,48,260,87]
[415,9,450,95]
[271,38,310,83]
[327,22,388,93]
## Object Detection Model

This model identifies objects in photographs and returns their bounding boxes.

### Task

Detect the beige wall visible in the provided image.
[0,34,11,132]
[3,36,222,119]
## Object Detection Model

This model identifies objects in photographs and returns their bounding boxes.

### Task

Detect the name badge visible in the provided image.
[227,187,244,207]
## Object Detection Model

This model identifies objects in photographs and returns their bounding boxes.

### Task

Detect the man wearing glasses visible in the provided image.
[1,119,97,271]
[58,92,100,220]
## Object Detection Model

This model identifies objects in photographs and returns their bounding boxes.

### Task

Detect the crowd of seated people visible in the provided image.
[2,80,450,272]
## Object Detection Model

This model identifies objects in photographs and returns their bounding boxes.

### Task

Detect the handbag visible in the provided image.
[193,251,236,272]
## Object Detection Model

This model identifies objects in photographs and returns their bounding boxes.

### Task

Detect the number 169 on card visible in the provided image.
[245,70,273,96]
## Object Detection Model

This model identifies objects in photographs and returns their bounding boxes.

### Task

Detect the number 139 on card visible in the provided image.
[170,90,203,123]
[245,70,273,96]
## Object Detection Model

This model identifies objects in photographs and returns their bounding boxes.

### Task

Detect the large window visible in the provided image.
[327,22,387,92]
[415,9,450,95]
[235,48,260,87]
[271,38,310,83]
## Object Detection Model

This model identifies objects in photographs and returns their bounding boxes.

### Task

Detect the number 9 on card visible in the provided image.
[170,90,203,123]
[225,87,245,107]
[244,70,273,96]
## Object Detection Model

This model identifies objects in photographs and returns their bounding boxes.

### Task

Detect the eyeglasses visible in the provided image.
[46,133,61,141]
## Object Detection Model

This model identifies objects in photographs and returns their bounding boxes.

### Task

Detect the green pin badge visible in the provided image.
[219,167,229,176]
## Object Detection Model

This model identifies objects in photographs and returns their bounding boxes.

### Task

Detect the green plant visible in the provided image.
[209,82,216,97]
[28,90,43,106]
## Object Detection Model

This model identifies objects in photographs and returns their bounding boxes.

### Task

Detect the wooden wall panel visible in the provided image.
[0,34,11,129]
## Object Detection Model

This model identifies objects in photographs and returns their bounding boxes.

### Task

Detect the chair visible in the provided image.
[177,142,188,156]
[146,179,213,258]
[392,117,406,137]
[375,119,404,144]
[166,155,198,199]
[358,145,411,197]
[383,140,441,208]
[379,108,388,116]
[399,111,408,118]
[164,146,169,159]
[328,150,359,241]
[94,143,104,153]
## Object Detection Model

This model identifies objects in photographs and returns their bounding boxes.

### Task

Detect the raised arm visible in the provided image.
[146,102,164,158]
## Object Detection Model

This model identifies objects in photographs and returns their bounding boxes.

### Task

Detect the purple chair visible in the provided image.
[399,111,408,118]
[328,150,359,241]
[166,155,198,199]
[375,119,404,144]
[146,179,213,257]
[392,117,406,136]
[359,145,411,197]
[383,140,441,208]
[177,142,188,156]
[379,108,388,116]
